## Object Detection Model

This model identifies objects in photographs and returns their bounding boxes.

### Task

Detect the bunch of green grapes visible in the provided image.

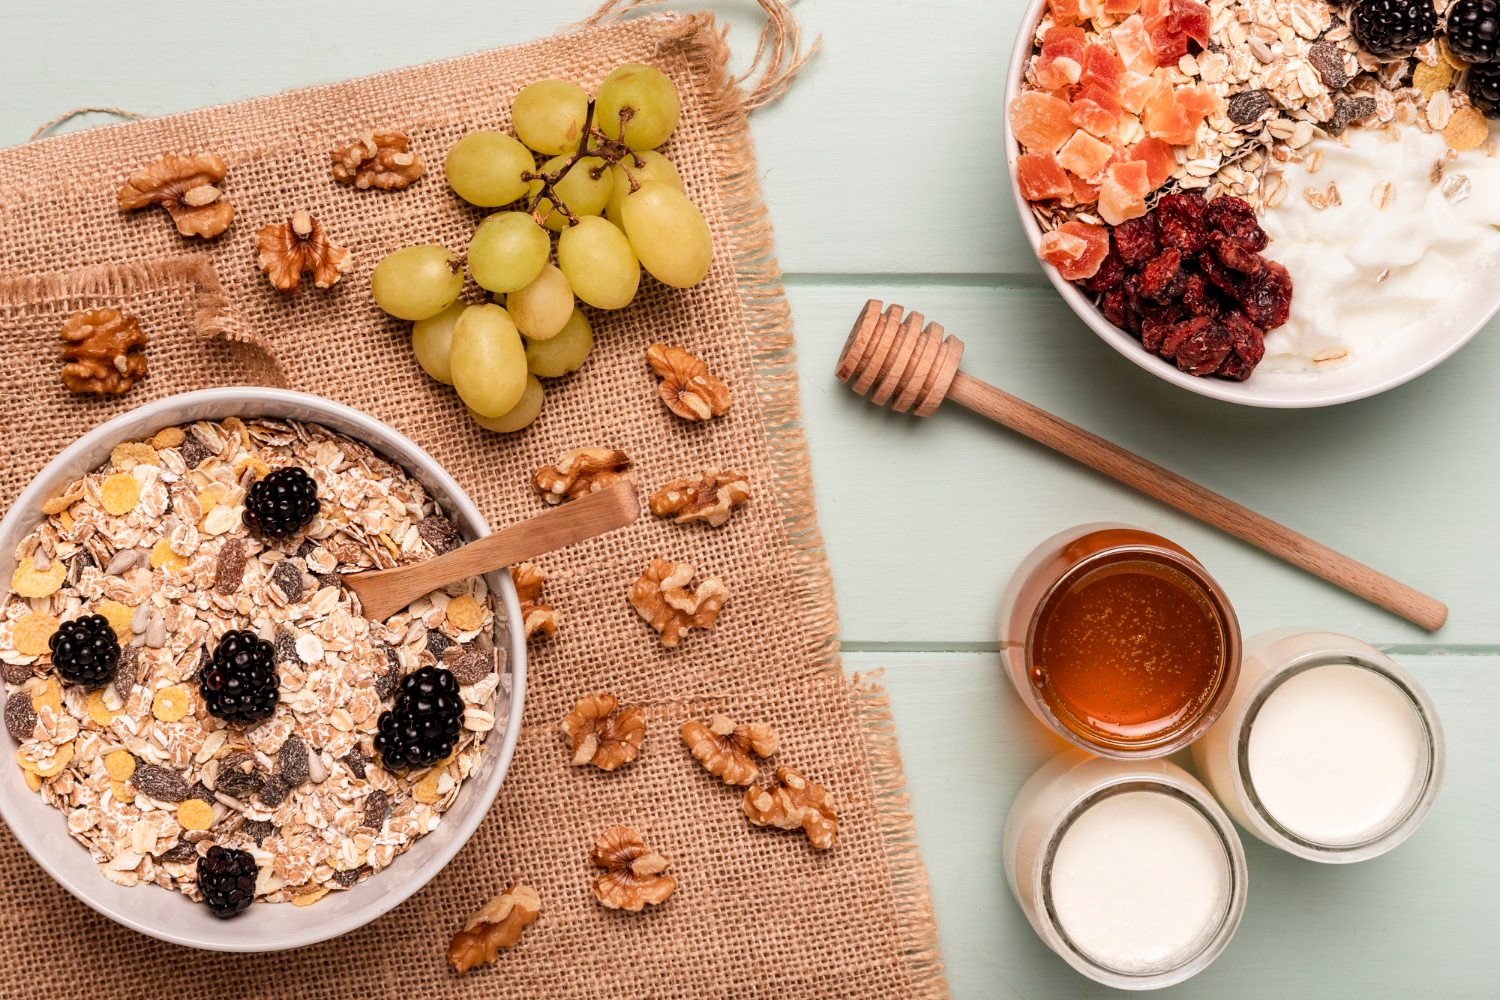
[368,64,713,434]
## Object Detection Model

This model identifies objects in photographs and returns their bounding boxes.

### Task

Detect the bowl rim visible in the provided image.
[0,387,527,952]
[1002,0,1493,408]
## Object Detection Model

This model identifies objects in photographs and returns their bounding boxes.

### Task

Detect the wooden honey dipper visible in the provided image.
[836,299,1448,632]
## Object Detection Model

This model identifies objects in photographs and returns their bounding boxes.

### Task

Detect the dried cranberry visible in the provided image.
[1180,274,1217,317]
[1209,231,1267,274]
[1155,194,1210,254]
[1139,248,1188,303]
[1100,286,1133,330]
[1197,249,1239,298]
[1083,247,1127,292]
[1141,317,1175,353]
[1170,318,1235,376]
[1112,215,1161,268]
[1238,259,1292,329]
[1205,196,1268,252]
[1215,311,1266,380]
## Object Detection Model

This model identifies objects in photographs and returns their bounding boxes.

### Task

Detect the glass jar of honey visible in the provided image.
[998,524,1241,758]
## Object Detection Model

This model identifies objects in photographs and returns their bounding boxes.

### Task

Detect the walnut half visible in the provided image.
[60,308,148,396]
[628,559,728,648]
[560,693,645,771]
[646,344,731,421]
[116,153,234,239]
[650,471,750,527]
[447,883,541,973]
[509,563,559,640]
[744,766,838,850]
[331,131,425,190]
[681,714,778,785]
[533,448,632,505]
[256,211,352,292]
[590,827,676,911]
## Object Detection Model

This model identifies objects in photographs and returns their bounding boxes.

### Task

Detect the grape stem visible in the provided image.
[521,102,645,227]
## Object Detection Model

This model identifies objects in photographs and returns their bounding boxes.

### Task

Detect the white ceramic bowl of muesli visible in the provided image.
[0,387,525,951]
[1005,0,1497,408]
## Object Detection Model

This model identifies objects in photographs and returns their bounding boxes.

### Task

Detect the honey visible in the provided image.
[999,525,1241,758]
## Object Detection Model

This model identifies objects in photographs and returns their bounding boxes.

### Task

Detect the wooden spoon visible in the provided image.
[346,480,639,622]
[836,299,1448,632]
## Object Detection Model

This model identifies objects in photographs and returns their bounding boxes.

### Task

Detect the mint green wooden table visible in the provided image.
[3,2,1496,995]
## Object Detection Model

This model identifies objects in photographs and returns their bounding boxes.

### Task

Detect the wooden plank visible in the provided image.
[793,282,1500,647]
[855,651,1500,999]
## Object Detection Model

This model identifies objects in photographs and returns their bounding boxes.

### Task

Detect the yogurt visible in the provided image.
[1049,790,1232,974]
[1248,662,1427,845]
[1259,123,1500,373]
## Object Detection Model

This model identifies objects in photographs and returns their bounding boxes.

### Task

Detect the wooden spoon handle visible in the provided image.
[946,372,1448,632]
[347,480,639,622]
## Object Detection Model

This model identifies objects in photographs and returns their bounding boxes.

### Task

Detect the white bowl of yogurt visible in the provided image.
[1004,1,1500,408]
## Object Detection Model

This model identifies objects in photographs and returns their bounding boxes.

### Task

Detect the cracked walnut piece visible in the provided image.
[116,153,234,239]
[590,827,676,911]
[629,559,728,648]
[331,131,425,190]
[509,563,559,640]
[60,308,148,396]
[649,471,750,528]
[532,448,632,505]
[744,766,838,850]
[681,715,778,786]
[646,344,731,421]
[256,211,352,292]
[560,693,645,771]
[447,883,541,974]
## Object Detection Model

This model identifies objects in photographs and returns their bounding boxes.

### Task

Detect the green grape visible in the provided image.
[450,304,528,418]
[526,155,613,231]
[526,309,594,377]
[410,301,466,384]
[620,181,713,288]
[507,264,574,341]
[467,212,550,294]
[444,131,534,207]
[470,375,544,433]
[512,79,590,155]
[370,244,464,321]
[556,217,640,310]
[604,150,683,224]
[595,63,681,150]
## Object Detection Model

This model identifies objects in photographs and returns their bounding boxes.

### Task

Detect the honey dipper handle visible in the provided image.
[945,371,1449,632]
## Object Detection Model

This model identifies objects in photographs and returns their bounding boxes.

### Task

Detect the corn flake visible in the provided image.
[105,749,137,781]
[97,600,134,642]
[13,612,60,655]
[151,539,189,571]
[10,560,67,599]
[234,455,271,481]
[1445,107,1488,152]
[27,741,74,777]
[152,684,191,723]
[31,677,62,713]
[40,483,85,515]
[177,798,214,831]
[446,594,485,632]
[414,770,443,803]
[23,768,41,792]
[149,427,186,450]
[101,474,142,515]
[1413,62,1453,99]
[293,886,331,907]
[110,442,160,470]
[87,690,118,726]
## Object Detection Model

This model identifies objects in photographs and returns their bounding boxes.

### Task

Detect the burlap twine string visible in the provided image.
[0,4,946,998]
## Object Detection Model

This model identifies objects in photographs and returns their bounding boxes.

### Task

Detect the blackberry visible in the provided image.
[1448,0,1500,63]
[242,466,319,538]
[374,666,463,770]
[48,614,119,688]
[1351,0,1438,58]
[201,630,279,724]
[1469,60,1500,116]
[197,845,256,918]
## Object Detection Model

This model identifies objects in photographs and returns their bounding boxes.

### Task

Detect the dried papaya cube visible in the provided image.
[1010,92,1077,154]
[1056,130,1115,180]
[1080,44,1125,93]
[1128,137,1176,190]
[1112,15,1159,73]
[1118,71,1159,114]
[1016,153,1074,202]
[1107,159,1152,198]
[1040,221,1111,280]
[1098,172,1148,226]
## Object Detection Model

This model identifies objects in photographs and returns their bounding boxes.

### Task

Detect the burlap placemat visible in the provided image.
[0,7,946,998]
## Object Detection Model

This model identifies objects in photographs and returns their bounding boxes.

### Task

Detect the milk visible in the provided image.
[1049,790,1231,974]
[1248,662,1426,845]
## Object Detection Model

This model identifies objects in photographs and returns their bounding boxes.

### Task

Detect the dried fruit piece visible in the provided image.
[533,448,632,505]
[60,308,148,397]
[363,789,391,830]
[509,563,559,640]
[448,884,542,973]
[1039,221,1111,281]
[131,761,190,802]
[152,684,191,723]
[560,693,646,771]
[417,515,462,554]
[1015,153,1074,202]
[116,153,234,238]
[1009,92,1076,154]
[743,766,838,850]
[5,692,36,741]
[446,594,485,632]
[1055,130,1114,178]
[628,559,729,648]
[1307,42,1349,91]
[646,344,731,421]
[331,131,424,190]
[681,714,778,785]
[1205,196,1268,253]
[590,827,676,911]
[177,798,214,831]
[256,211,352,292]
[214,538,247,596]
[1225,89,1271,126]
[11,559,67,599]
[1128,137,1175,190]
[648,471,750,528]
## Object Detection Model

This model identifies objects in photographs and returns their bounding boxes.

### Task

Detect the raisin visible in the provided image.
[132,763,191,803]
[1205,197,1267,252]
[241,819,276,844]
[1083,247,1127,292]
[1156,194,1210,254]
[425,631,453,659]
[1139,248,1188,303]
[1226,89,1272,125]
[1113,215,1161,268]
[155,840,199,864]
[5,692,36,741]
[363,789,390,830]
[417,515,462,555]
[1238,259,1293,329]
[278,734,310,786]
[270,560,304,604]
[1308,42,1349,91]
